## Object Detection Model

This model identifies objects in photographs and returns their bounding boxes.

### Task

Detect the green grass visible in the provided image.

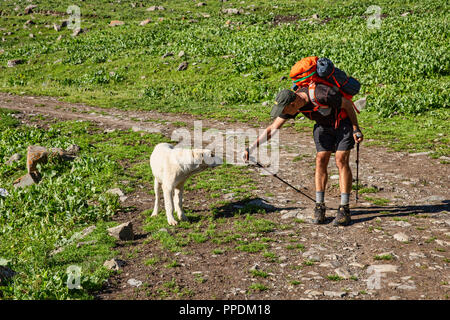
[327,275,344,281]
[364,196,391,206]
[248,283,268,292]
[374,254,394,261]
[250,269,269,278]
[0,111,172,299]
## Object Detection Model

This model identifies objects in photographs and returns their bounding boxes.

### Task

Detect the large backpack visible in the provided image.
[289,56,361,127]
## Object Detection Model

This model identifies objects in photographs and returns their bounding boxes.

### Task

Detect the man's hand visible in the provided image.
[353,129,364,144]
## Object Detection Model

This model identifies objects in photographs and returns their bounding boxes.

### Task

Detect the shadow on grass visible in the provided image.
[211,197,300,219]
[349,200,450,225]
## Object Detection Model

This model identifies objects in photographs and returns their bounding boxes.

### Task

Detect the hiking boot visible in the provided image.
[313,203,326,224]
[333,204,351,226]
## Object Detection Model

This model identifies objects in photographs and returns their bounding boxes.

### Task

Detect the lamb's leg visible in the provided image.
[163,185,177,226]
[174,183,188,221]
[151,178,160,217]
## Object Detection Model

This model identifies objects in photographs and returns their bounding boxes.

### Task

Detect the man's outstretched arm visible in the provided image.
[243,116,287,162]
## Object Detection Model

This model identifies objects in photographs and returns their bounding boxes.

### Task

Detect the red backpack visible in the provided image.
[289,56,360,128]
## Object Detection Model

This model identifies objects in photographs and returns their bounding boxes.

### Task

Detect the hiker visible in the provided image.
[243,84,363,226]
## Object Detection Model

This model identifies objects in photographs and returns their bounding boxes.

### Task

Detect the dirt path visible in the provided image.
[1,92,449,300]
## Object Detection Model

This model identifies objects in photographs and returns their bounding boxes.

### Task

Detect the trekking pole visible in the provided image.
[355,132,362,203]
[248,157,316,203]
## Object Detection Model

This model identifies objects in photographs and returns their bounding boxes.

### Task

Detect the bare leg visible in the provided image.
[151,178,160,217]
[315,151,332,192]
[335,150,352,194]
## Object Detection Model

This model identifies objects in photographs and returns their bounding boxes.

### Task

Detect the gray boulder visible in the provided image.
[107,221,134,240]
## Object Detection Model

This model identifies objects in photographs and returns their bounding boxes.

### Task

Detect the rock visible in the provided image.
[65,144,81,155]
[177,61,188,71]
[76,240,96,248]
[106,188,127,202]
[389,296,401,300]
[127,278,142,287]
[162,52,174,58]
[0,266,16,285]
[109,20,124,27]
[0,188,8,197]
[53,23,61,31]
[26,146,48,174]
[247,198,275,210]
[107,221,134,240]
[401,12,410,17]
[409,252,425,260]
[139,19,151,26]
[311,14,319,19]
[6,153,22,165]
[178,50,185,57]
[421,195,445,202]
[7,59,25,67]
[249,263,260,271]
[72,28,83,37]
[222,8,243,15]
[146,6,165,11]
[409,151,431,157]
[349,262,365,268]
[104,258,126,271]
[197,2,207,6]
[367,264,398,273]
[13,173,40,188]
[334,267,352,279]
[24,5,38,14]
[281,211,298,219]
[304,289,322,297]
[330,174,339,180]
[324,291,347,298]
[397,284,416,290]
[393,232,409,242]
[80,225,96,239]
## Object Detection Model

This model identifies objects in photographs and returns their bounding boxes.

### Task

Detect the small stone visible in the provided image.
[409,151,431,157]
[7,59,25,67]
[106,188,127,202]
[25,5,38,14]
[127,278,142,287]
[107,221,134,240]
[139,19,151,26]
[178,50,185,57]
[177,61,188,71]
[311,14,319,19]
[222,8,243,15]
[393,232,409,242]
[249,263,260,271]
[162,52,174,58]
[72,28,83,37]
[80,225,96,239]
[6,153,22,165]
[397,284,416,290]
[196,2,207,7]
[109,20,125,27]
[281,211,298,219]
[367,264,398,273]
[330,174,339,180]
[401,12,410,17]
[53,24,61,31]
[76,240,96,248]
[349,262,365,268]
[13,173,40,188]
[334,267,351,279]
[409,252,425,260]
[389,296,401,300]
[146,6,165,11]
[104,258,126,271]
[324,291,347,298]
[65,144,81,155]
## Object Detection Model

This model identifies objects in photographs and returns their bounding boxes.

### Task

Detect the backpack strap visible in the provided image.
[308,82,327,111]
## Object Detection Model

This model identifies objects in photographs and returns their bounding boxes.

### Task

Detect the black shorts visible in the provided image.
[313,119,355,152]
